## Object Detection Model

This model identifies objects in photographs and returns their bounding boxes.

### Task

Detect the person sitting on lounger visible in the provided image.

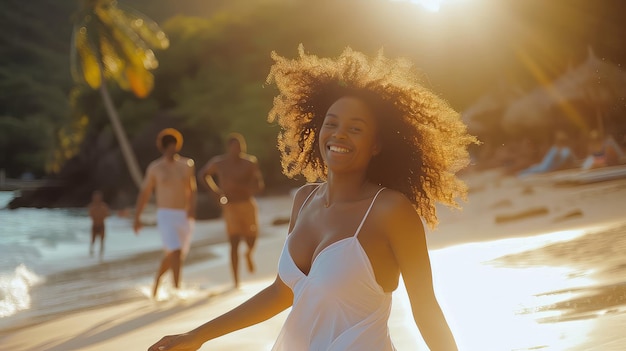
[581,130,626,170]
[519,130,577,176]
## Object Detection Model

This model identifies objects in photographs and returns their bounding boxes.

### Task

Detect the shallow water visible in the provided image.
[0,191,224,331]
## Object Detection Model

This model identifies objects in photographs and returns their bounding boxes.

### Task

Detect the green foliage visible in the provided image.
[155,13,285,182]
[116,98,160,136]
[0,115,55,177]
[0,0,74,176]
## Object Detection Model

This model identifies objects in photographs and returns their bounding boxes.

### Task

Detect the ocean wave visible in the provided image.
[0,264,44,318]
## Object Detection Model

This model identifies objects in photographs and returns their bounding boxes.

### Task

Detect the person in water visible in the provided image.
[134,128,197,298]
[148,46,475,351]
[88,190,110,259]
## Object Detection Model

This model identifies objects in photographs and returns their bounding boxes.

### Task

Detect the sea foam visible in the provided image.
[0,264,43,318]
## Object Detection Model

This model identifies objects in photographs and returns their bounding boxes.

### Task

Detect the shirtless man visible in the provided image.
[199,133,264,288]
[134,128,197,298]
[88,190,110,259]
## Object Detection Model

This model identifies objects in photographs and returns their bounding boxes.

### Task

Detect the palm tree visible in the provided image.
[70,0,169,188]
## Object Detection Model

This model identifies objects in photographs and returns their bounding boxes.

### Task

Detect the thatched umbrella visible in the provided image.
[502,48,626,135]
[461,84,523,135]
[500,86,556,132]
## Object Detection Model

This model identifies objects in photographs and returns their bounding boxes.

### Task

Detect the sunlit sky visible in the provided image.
[390,0,445,12]
[390,0,469,13]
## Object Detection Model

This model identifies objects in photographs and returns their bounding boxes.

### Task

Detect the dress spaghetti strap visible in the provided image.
[297,183,321,216]
[353,187,386,237]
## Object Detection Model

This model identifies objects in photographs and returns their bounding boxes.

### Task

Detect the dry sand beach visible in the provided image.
[1,167,626,351]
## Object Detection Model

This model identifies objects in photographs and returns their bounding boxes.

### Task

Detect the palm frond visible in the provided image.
[71,0,168,97]
[73,24,102,89]
[126,65,154,98]
[108,7,159,70]
[118,4,170,50]
[100,35,129,89]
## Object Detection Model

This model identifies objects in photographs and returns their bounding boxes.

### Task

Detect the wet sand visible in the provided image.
[495,224,626,323]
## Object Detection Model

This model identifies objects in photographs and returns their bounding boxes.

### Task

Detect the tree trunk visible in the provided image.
[99,83,143,188]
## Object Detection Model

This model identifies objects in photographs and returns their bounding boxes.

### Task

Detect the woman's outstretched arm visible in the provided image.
[148,276,293,351]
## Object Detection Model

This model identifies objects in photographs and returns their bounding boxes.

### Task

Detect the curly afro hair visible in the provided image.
[266,45,476,228]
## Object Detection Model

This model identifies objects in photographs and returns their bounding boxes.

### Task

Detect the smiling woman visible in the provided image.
[148,46,475,351]
[267,45,475,227]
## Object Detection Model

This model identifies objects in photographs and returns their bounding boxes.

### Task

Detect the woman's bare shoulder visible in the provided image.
[373,189,423,233]
[376,188,414,212]
[286,183,321,232]
[290,183,321,213]
[292,183,321,205]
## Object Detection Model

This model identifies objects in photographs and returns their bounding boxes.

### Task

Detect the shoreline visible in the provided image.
[0,233,226,335]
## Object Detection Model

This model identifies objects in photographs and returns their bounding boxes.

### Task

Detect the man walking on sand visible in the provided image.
[199,133,264,288]
[134,128,197,298]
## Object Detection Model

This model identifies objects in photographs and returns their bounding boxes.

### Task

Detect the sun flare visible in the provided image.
[390,0,471,13]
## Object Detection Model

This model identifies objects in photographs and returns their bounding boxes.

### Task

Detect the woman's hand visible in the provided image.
[148,333,201,351]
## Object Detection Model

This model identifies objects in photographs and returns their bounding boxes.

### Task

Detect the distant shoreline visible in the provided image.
[0,178,52,192]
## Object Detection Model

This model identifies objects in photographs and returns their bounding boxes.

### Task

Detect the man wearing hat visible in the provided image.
[134,128,197,299]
